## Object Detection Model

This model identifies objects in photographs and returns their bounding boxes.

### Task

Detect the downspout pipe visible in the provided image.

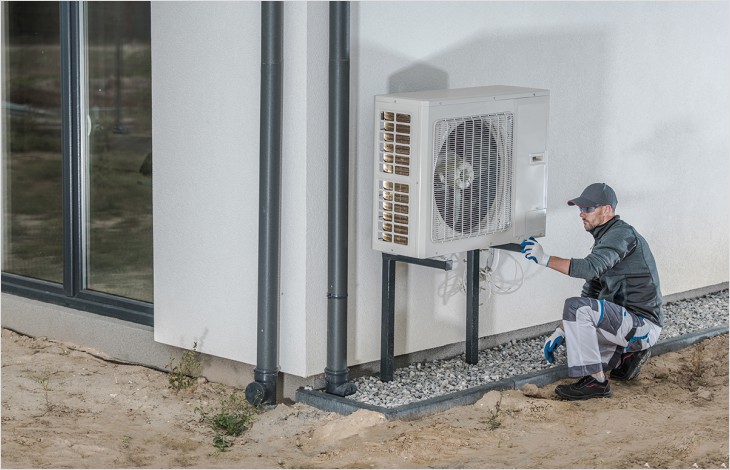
[325,1,357,397]
[246,1,283,407]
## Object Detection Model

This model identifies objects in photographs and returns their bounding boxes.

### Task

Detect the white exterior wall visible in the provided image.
[153,2,729,377]
[151,2,262,366]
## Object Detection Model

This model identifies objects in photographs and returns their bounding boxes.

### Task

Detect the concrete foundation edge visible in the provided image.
[295,325,729,420]
[0,293,319,399]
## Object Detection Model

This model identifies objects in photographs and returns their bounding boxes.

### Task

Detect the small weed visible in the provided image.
[30,370,52,391]
[212,434,234,451]
[480,393,502,430]
[167,342,201,391]
[29,369,55,415]
[196,391,259,451]
[486,409,502,430]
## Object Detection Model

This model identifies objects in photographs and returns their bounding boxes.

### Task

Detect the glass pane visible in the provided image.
[84,2,152,302]
[2,2,63,283]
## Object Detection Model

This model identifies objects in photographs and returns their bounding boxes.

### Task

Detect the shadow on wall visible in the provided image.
[388,62,449,94]
[348,26,609,364]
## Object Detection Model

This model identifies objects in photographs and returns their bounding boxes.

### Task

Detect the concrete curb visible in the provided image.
[295,326,728,420]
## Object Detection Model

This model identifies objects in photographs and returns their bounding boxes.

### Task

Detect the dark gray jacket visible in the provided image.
[569,216,663,327]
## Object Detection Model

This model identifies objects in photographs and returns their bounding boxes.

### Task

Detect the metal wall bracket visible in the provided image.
[379,244,524,382]
[380,251,480,382]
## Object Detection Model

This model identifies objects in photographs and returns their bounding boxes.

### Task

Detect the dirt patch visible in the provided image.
[2,328,727,468]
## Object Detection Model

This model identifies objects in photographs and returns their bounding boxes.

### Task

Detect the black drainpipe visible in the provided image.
[246,1,283,407]
[325,1,357,397]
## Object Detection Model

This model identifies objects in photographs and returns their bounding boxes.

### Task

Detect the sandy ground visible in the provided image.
[1,328,728,469]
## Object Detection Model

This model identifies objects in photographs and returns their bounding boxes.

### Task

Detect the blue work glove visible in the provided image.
[543,326,565,364]
[520,236,550,266]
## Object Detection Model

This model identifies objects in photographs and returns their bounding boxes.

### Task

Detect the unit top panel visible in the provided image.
[375,85,549,106]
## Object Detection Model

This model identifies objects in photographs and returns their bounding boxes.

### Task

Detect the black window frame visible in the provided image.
[1,2,153,327]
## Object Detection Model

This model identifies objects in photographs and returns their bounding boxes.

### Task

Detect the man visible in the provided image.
[520,183,663,400]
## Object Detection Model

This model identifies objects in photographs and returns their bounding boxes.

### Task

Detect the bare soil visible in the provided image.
[1,328,728,468]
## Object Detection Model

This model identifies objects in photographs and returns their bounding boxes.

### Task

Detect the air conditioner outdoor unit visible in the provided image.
[372,85,549,259]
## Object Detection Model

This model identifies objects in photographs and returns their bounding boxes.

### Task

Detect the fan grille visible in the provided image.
[431,112,513,242]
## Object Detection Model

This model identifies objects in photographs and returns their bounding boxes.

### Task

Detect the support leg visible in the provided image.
[466,249,480,364]
[381,254,396,381]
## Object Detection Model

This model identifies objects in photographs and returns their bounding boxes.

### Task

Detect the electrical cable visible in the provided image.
[455,247,525,304]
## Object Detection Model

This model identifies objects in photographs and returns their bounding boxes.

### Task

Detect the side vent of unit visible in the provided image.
[380,111,411,176]
[377,111,412,246]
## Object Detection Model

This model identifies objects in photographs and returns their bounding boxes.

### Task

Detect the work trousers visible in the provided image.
[562,297,662,377]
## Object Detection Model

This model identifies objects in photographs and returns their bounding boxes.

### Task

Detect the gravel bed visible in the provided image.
[349,289,729,408]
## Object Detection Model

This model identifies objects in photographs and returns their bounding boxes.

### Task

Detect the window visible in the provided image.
[85,2,152,302]
[2,2,153,324]
[2,2,64,283]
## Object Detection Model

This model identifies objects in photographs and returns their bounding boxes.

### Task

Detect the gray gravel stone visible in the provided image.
[349,290,728,408]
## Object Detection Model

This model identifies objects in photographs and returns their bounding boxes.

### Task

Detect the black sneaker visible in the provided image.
[610,349,651,382]
[555,376,612,400]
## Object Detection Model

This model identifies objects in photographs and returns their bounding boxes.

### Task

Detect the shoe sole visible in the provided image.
[555,390,612,400]
[555,385,612,401]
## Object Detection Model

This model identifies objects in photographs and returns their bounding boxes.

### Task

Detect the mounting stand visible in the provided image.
[379,244,523,382]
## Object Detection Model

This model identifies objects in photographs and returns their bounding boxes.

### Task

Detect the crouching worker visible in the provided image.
[520,183,663,400]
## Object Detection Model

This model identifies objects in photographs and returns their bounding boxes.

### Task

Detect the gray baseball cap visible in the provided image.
[567,183,618,209]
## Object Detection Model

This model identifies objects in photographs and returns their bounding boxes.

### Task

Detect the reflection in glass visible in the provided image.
[84,2,153,302]
[2,2,63,283]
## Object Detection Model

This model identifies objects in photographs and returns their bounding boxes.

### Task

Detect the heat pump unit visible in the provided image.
[372,85,549,259]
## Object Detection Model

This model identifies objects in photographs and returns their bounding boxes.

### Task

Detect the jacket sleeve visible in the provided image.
[569,227,637,281]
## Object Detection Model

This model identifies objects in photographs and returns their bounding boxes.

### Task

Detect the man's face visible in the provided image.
[579,205,613,231]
